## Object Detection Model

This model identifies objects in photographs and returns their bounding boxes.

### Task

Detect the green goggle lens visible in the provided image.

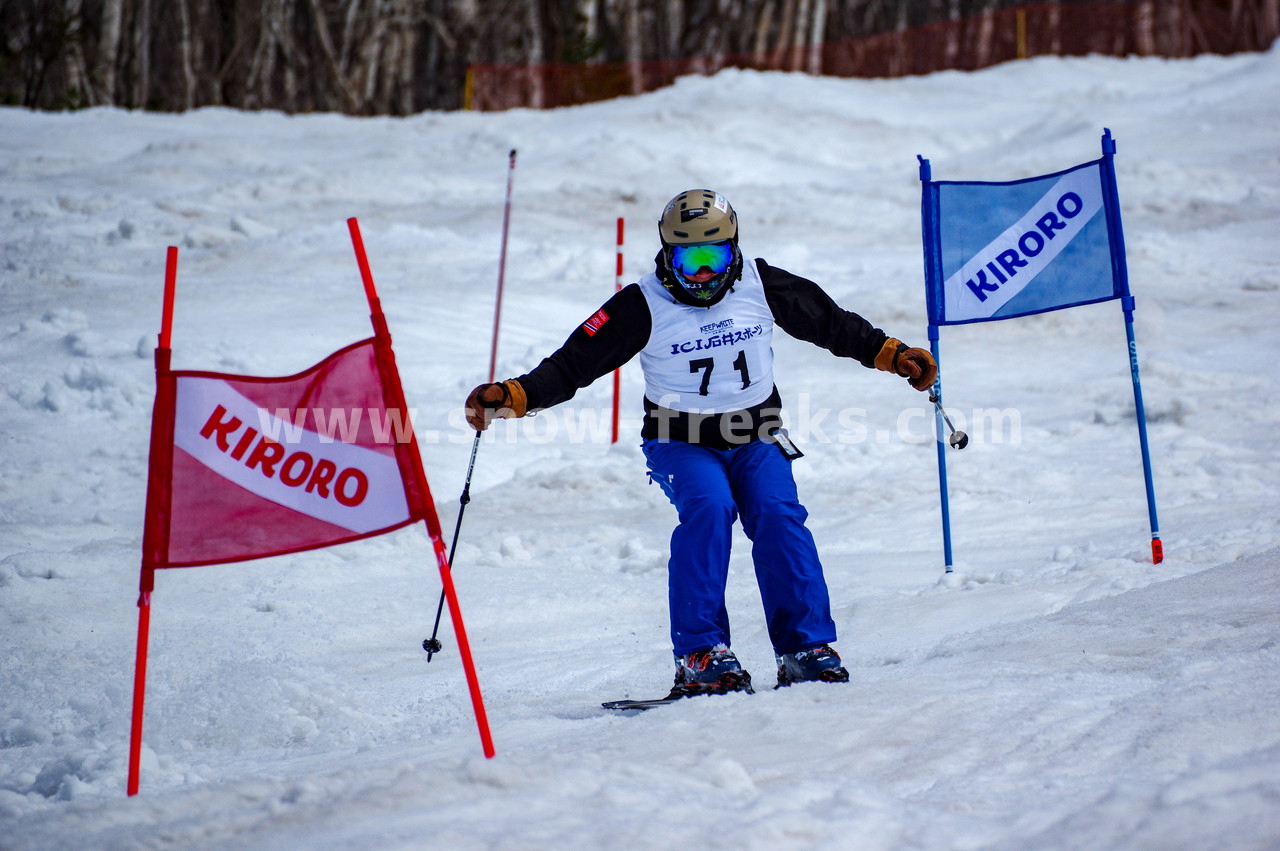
[671,241,734,277]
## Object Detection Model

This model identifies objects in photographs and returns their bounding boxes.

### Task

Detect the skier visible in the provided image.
[465,189,936,697]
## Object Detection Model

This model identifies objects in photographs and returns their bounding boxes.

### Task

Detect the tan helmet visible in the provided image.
[657,189,743,306]
[658,189,738,245]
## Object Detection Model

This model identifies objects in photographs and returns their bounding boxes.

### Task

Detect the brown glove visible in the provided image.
[874,337,938,392]
[464,380,528,431]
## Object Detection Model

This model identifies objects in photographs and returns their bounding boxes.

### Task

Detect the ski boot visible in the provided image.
[775,644,849,687]
[668,644,754,698]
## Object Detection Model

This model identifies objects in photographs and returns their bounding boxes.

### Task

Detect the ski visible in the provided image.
[602,684,753,711]
[601,695,685,711]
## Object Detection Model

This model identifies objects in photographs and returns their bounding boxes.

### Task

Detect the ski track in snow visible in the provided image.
[2,44,1279,849]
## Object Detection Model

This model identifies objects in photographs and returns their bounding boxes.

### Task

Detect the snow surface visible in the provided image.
[3,45,1280,850]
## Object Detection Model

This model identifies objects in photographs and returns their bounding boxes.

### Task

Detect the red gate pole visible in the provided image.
[428,532,495,758]
[126,568,155,796]
[129,245,179,796]
[611,217,624,444]
[348,218,495,759]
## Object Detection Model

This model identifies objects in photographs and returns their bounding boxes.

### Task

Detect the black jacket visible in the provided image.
[515,258,888,448]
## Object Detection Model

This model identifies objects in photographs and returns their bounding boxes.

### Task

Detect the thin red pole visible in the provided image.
[347,218,392,341]
[488,150,517,383]
[126,568,155,796]
[429,532,495,758]
[348,218,494,759]
[611,217,624,444]
[347,217,381,305]
[159,246,177,349]
[130,245,179,796]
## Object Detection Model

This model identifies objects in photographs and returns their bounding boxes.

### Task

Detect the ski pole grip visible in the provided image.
[479,382,509,409]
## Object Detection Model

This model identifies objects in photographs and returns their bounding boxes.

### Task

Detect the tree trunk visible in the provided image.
[772,0,795,69]
[97,0,124,104]
[1135,0,1156,54]
[808,0,827,74]
[752,1,774,66]
[527,0,546,108]
[132,0,152,108]
[1266,0,1280,44]
[625,0,643,95]
[177,0,196,110]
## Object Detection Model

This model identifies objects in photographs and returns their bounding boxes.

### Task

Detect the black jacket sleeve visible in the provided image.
[513,283,651,411]
[757,258,888,368]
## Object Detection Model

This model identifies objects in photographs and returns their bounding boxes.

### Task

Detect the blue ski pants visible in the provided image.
[642,437,836,657]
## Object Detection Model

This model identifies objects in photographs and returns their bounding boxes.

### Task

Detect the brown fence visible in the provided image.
[468,0,1280,111]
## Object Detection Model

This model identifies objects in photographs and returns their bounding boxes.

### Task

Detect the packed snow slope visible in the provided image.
[2,45,1279,850]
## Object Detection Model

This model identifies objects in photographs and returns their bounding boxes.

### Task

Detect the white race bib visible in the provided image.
[637,260,775,413]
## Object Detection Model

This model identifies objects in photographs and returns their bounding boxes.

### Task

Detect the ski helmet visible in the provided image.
[657,189,743,307]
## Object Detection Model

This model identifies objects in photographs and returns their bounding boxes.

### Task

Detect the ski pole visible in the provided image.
[487,149,517,384]
[929,392,969,450]
[423,430,482,661]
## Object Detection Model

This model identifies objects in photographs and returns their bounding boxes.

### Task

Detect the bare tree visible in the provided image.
[97,0,125,103]
[0,0,1276,114]
[809,0,827,73]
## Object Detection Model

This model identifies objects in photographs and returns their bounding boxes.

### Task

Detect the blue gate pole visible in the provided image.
[930,326,954,573]
[918,154,954,573]
[1101,129,1163,564]
[1120,297,1163,563]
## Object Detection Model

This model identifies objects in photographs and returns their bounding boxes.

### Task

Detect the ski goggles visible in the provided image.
[671,241,734,277]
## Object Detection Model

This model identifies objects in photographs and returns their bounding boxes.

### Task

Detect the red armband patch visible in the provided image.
[582,308,610,337]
